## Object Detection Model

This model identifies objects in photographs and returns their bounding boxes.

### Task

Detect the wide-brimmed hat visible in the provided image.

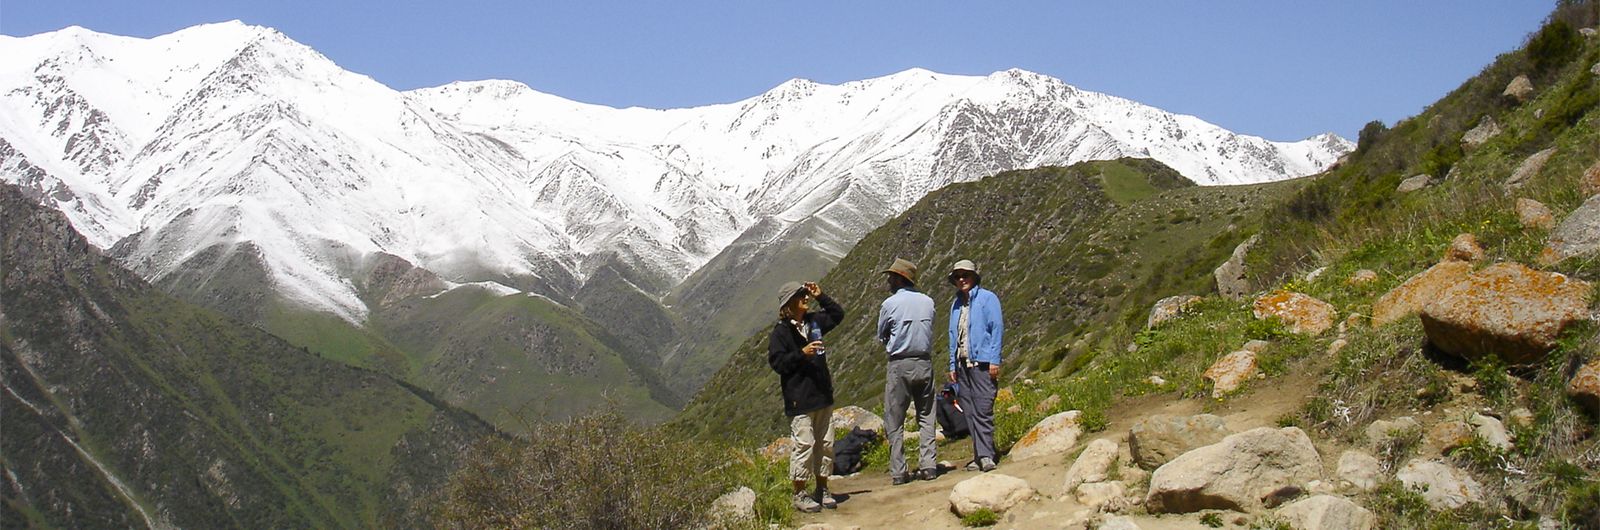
[948,259,980,286]
[882,258,919,285]
[776,281,809,311]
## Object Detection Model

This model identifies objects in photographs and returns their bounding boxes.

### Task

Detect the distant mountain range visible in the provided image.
[0,21,1352,422]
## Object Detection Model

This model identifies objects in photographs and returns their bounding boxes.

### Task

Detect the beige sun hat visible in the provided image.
[948,259,980,285]
[882,257,919,285]
[776,281,808,311]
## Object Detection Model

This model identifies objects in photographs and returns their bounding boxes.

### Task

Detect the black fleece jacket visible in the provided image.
[767,294,845,417]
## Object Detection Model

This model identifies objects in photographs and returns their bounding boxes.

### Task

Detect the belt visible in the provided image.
[888,353,931,361]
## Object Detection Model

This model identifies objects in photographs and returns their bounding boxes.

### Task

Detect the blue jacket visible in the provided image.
[948,286,1003,372]
[878,287,935,359]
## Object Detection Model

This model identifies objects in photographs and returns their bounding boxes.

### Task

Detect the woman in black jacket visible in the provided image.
[768,280,844,513]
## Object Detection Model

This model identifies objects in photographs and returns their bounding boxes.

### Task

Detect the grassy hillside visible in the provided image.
[0,182,494,529]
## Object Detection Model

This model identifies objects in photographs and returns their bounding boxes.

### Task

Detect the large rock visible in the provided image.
[1516,198,1556,230]
[1074,481,1128,509]
[1396,174,1433,193]
[1568,358,1600,417]
[830,405,885,434]
[1145,427,1323,513]
[1444,233,1485,263]
[1064,438,1120,492]
[1397,459,1484,510]
[1421,262,1593,364]
[1461,116,1501,149]
[1277,495,1376,530]
[1506,147,1556,190]
[1215,234,1260,300]
[1204,350,1258,397]
[1364,417,1420,450]
[1336,450,1382,492]
[708,486,757,523]
[1540,194,1600,265]
[1130,414,1231,470]
[1426,421,1475,454]
[949,473,1034,516]
[1009,410,1083,461]
[1253,291,1336,336]
[1371,261,1472,326]
[1503,75,1534,102]
[1148,295,1203,328]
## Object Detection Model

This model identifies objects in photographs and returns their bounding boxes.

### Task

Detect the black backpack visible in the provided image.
[831,427,880,475]
[937,384,970,439]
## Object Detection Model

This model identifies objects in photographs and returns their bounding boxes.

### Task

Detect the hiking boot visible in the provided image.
[792,491,822,513]
[916,468,938,481]
[815,488,838,509]
[978,456,998,472]
[964,460,980,472]
[891,474,914,486]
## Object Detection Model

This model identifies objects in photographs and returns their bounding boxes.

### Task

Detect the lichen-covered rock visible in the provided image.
[1009,410,1082,461]
[1502,75,1534,102]
[1420,263,1593,364]
[1064,438,1119,492]
[1216,235,1260,300]
[1148,295,1204,329]
[1129,414,1231,470]
[1372,261,1472,326]
[1444,233,1485,263]
[1253,291,1336,336]
[1277,494,1377,530]
[1506,147,1556,190]
[1397,459,1484,510]
[1145,427,1323,513]
[1539,194,1600,266]
[949,473,1033,516]
[1426,421,1475,454]
[1204,350,1258,397]
[1516,198,1556,230]
[1568,358,1600,417]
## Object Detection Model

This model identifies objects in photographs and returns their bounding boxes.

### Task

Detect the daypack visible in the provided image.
[831,427,879,475]
[937,383,969,439]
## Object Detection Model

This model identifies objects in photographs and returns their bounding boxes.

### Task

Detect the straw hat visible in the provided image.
[882,257,919,285]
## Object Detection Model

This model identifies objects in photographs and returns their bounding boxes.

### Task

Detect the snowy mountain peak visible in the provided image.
[1,23,1353,324]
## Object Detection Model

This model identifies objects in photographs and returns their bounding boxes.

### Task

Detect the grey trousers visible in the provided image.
[957,363,998,462]
[884,357,937,477]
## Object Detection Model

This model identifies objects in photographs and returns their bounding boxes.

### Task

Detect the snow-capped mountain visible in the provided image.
[0,21,1352,323]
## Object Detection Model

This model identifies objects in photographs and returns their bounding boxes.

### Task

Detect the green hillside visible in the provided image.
[0,183,494,529]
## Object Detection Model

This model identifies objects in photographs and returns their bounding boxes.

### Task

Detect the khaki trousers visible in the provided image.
[789,407,835,482]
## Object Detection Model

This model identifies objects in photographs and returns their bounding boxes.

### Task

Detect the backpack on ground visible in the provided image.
[831,427,880,475]
[937,383,969,439]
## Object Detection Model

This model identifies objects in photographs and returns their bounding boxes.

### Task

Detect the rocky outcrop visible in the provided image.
[1502,75,1534,102]
[1148,295,1203,328]
[1397,459,1484,510]
[1130,414,1231,470]
[1252,291,1336,336]
[1063,438,1119,492]
[949,473,1033,516]
[1215,235,1260,299]
[1276,495,1376,530]
[1397,174,1433,193]
[1204,350,1258,397]
[1461,117,1501,149]
[1506,147,1556,190]
[1009,410,1082,461]
[1420,262,1593,364]
[1372,261,1472,326]
[1145,427,1323,513]
[1516,198,1555,230]
[1568,358,1600,417]
[1539,194,1600,265]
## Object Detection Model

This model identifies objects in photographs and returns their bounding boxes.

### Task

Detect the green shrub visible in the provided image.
[1528,19,1582,77]
[1200,512,1225,527]
[960,508,999,527]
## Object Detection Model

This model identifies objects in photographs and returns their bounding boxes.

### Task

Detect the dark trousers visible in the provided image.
[956,363,997,462]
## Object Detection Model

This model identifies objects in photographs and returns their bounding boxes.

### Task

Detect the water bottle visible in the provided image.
[808,316,826,357]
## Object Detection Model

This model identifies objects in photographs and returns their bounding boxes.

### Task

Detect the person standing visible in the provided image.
[946,260,1004,472]
[876,258,939,485]
[768,281,845,513]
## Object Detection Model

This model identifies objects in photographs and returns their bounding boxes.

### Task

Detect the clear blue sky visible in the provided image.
[1,1,1556,141]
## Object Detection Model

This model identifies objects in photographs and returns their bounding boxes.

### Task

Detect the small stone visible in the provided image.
[1397,174,1433,193]
[1506,147,1557,190]
[1064,438,1120,492]
[1035,394,1062,414]
[1327,339,1349,356]
[1147,375,1167,386]
[1337,450,1382,492]
[1203,350,1257,397]
[1346,269,1378,286]
[1503,75,1533,102]
[1568,358,1600,417]
[1468,413,1513,451]
[1397,459,1484,510]
[1074,481,1127,508]
[1582,159,1600,197]
[1009,410,1083,461]
[1516,198,1555,230]
[949,473,1034,516]
[1365,417,1420,450]
[1277,494,1377,530]
[1444,233,1485,263]
[1427,421,1475,454]
[1508,408,1534,428]
[1462,117,1501,149]
[1242,340,1273,353]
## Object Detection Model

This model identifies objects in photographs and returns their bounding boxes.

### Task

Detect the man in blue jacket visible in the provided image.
[946,259,1003,472]
[877,258,938,485]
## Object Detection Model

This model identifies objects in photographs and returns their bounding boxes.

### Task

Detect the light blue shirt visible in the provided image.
[878,287,936,359]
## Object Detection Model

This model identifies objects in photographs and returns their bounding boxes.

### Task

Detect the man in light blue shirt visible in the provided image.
[878,258,939,484]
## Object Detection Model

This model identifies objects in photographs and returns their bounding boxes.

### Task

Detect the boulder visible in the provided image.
[1276,495,1376,530]
[1396,174,1433,193]
[1372,261,1472,326]
[1253,291,1337,336]
[1346,269,1378,286]
[708,486,757,523]
[830,405,885,434]
[1215,234,1261,299]
[1568,358,1600,417]
[1396,459,1484,510]
[1502,75,1534,102]
[1461,116,1501,149]
[1582,159,1600,197]
[1516,198,1555,230]
[1204,350,1258,397]
[760,437,795,462]
[1129,414,1231,470]
[1145,427,1323,513]
[1540,194,1600,265]
[1075,481,1128,509]
[1421,262,1593,364]
[1506,147,1556,190]
[1148,295,1204,328]
[1468,413,1513,451]
[1009,410,1083,461]
[1426,421,1475,454]
[1336,450,1382,492]
[1444,233,1485,263]
[949,473,1033,516]
[1364,417,1420,450]
[1064,438,1120,492]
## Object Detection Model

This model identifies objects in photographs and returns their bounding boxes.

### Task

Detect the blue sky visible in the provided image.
[1,1,1555,141]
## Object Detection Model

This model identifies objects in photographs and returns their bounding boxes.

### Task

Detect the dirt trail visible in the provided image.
[794,367,1323,529]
